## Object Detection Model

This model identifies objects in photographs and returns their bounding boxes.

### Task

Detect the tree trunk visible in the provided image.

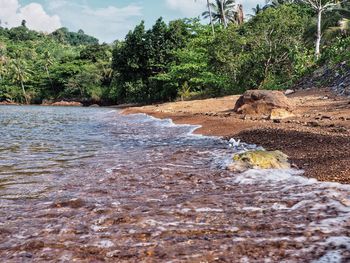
[20,81,29,104]
[237,4,244,25]
[207,0,215,36]
[315,9,322,58]
[220,0,227,28]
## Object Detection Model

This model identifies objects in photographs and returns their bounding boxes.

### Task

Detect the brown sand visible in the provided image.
[123,88,350,184]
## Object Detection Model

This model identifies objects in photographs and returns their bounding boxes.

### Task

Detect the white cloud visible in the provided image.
[0,0,61,32]
[165,0,266,17]
[166,0,206,17]
[47,1,143,43]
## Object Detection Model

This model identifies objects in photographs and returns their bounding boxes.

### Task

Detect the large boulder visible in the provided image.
[234,90,295,116]
[227,150,290,172]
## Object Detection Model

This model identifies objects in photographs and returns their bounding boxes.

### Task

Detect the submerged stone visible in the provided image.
[228,150,290,172]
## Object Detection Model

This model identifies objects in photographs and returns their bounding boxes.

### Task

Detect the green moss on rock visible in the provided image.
[229,150,290,172]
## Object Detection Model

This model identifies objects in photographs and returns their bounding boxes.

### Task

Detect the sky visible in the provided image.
[0,0,264,43]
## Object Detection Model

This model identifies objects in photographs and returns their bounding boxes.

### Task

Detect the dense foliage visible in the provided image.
[1,1,350,105]
[0,24,112,104]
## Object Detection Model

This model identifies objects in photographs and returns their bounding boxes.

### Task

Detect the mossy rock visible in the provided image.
[229,150,290,172]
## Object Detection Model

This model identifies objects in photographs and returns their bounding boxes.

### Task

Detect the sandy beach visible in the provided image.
[123,88,350,184]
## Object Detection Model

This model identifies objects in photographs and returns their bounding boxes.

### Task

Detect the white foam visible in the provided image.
[241,207,263,212]
[130,113,216,139]
[232,169,313,185]
[95,240,114,248]
[195,207,224,213]
[90,225,107,232]
[271,203,288,210]
[313,251,342,263]
[102,110,118,115]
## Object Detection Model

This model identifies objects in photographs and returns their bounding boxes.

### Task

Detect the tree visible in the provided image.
[111,18,194,103]
[111,21,148,102]
[43,50,54,90]
[210,5,311,91]
[9,57,32,104]
[251,4,264,15]
[153,21,225,99]
[206,0,216,34]
[202,0,238,27]
[195,0,215,35]
[322,3,350,39]
[50,28,98,46]
[0,60,6,82]
[301,0,340,58]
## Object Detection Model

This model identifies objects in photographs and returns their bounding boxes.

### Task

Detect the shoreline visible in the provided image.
[123,88,350,184]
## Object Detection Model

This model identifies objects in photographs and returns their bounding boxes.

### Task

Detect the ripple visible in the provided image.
[0,105,349,262]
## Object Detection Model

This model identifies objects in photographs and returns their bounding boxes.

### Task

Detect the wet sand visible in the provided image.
[123,88,350,184]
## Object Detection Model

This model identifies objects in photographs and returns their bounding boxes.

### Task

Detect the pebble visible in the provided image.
[285,89,295,95]
[307,121,320,127]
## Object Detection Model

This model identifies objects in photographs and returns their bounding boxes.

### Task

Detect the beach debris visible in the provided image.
[228,150,291,172]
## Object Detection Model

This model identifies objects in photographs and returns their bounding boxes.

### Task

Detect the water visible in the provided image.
[0,105,349,262]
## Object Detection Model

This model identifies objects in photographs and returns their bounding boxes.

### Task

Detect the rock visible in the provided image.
[50,101,83,107]
[321,115,331,120]
[0,100,18,105]
[234,90,295,116]
[52,198,85,208]
[339,198,350,207]
[284,89,295,95]
[228,150,290,172]
[307,121,320,127]
[331,126,347,133]
[89,104,100,107]
[270,108,294,120]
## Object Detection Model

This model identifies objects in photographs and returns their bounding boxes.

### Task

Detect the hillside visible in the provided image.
[0,24,113,105]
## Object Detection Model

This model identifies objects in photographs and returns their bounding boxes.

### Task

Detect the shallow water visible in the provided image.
[0,105,349,262]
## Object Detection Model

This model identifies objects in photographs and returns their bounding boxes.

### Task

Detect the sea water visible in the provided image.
[0,106,349,262]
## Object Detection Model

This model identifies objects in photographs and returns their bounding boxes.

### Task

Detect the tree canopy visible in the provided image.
[1,1,350,105]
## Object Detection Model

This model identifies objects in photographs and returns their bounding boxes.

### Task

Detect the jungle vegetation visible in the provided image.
[0,0,349,105]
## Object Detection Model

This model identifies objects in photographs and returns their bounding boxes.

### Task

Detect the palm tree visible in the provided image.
[10,57,31,104]
[264,0,298,9]
[196,0,215,35]
[202,0,238,27]
[0,54,7,82]
[206,0,216,34]
[251,4,264,15]
[301,0,340,58]
[0,62,6,82]
[324,4,350,38]
[325,18,350,37]
[43,50,54,90]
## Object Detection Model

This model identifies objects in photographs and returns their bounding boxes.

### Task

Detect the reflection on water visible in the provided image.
[0,105,349,262]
